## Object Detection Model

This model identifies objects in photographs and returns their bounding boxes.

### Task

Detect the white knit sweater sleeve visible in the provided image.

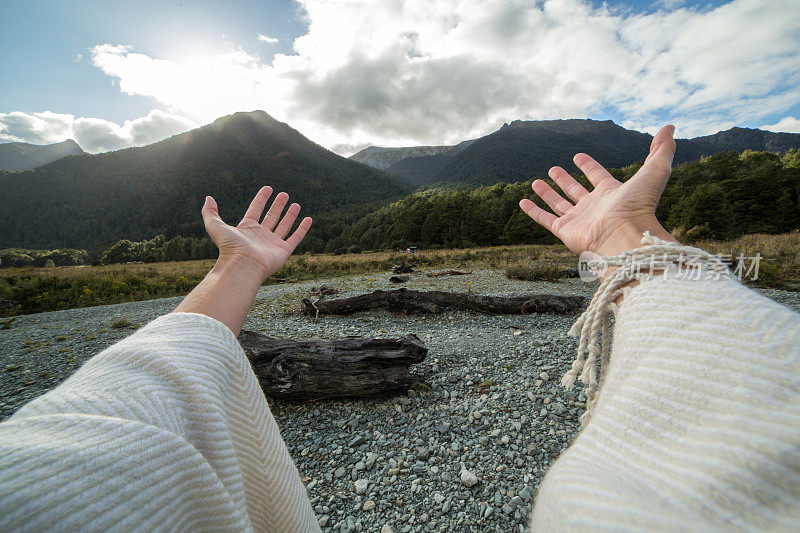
[532,273,800,531]
[0,312,320,532]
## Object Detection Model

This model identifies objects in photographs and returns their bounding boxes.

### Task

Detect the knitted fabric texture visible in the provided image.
[0,313,321,532]
[532,238,800,531]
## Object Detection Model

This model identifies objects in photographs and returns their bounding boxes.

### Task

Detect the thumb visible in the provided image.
[643,124,677,172]
[201,196,226,237]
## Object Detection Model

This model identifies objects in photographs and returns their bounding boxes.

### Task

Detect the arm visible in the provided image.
[174,187,312,336]
[1,187,321,532]
[520,128,800,531]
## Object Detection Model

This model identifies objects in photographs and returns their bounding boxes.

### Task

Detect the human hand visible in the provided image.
[519,125,678,256]
[201,186,312,281]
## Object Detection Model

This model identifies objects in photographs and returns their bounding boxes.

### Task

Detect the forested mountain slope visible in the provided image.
[0,111,409,250]
[306,149,800,253]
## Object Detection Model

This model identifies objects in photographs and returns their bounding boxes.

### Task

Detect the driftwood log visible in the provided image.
[301,288,583,316]
[391,264,414,274]
[238,330,427,400]
[426,270,471,277]
[389,275,410,283]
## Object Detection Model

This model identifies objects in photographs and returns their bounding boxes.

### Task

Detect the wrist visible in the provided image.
[594,216,677,257]
[212,253,269,286]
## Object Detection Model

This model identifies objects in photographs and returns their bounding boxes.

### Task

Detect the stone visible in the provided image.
[354,479,369,494]
[381,525,395,533]
[349,435,366,447]
[362,500,375,511]
[364,452,378,470]
[460,467,478,488]
[334,467,346,478]
[539,371,550,381]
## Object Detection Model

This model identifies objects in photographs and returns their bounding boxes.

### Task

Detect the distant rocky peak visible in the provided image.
[350,144,464,170]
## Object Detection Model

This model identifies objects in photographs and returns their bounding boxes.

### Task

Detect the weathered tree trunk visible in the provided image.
[301,288,582,317]
[238,331,428,400]
[426,270,471,277]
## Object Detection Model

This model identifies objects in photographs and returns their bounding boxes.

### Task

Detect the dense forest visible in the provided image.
[0,111,409,250]
[4,148,796,266]
[308,149,800,253]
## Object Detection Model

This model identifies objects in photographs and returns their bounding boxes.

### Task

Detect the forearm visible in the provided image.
[173,255,265,336]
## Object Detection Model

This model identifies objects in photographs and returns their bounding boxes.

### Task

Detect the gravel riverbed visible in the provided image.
[2,269,799,532]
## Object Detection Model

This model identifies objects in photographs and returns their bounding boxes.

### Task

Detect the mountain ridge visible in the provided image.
[0,139,84,171]
[351,119,800,187]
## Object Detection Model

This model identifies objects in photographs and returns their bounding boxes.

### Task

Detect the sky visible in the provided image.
[1,0,799,155]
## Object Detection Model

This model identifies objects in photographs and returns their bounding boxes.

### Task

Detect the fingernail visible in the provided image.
[669,125,676,136]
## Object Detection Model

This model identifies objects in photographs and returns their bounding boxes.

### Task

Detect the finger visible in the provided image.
[201,196,224,225]
[242,186,273,222]
[285,217,313,252]
[573,153,614,188]
[643,124,677,172]
[273,203,301,239]
[201,196,227,239]
[532,179,573,216]
[519,199,557,233]
[549,166,588,202]
[261,191,290,230]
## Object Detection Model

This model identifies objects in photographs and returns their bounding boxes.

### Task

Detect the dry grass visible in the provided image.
[504,261,564,282]
[692,232,800,289]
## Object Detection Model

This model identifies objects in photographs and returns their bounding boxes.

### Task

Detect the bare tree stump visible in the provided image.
[238,331,428,400]
[301,288,582,317]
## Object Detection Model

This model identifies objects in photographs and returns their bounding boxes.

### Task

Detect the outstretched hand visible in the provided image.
[201,186,312,280]
[519,125,678,256]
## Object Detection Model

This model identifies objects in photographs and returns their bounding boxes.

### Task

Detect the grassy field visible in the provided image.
[1,233,798,317]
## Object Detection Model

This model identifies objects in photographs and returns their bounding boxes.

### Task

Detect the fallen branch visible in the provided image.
[301,288,582,316]
[426,270,472,277]
[238,331,428,400]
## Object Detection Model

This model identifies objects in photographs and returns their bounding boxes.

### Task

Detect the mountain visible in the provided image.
[0,111,409,250]
[0,139,84,171]
[356,119,800,187]
[691,127,800,153]
[350,144,458,170]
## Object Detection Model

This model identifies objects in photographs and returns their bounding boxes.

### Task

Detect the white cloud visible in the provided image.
[762,116,800,134]
[9,0,800,153]
[257,34,279,43]
[0,109,196,153]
